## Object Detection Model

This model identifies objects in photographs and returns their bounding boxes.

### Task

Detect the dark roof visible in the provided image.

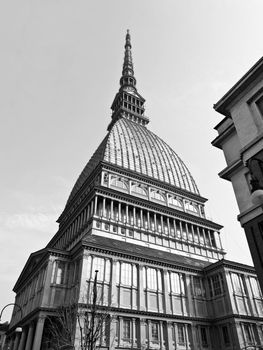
[82,235,211,270]
[66,118,200,206]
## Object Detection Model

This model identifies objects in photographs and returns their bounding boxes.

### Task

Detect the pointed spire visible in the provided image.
[120,30,136,90]
[108,30,149,131]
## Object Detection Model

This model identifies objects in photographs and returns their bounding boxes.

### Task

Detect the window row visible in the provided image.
[107,176,202,216]
[49,257,263,303]
[116,318,210,348]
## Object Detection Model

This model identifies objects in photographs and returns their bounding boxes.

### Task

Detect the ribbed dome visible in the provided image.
[67,118,199,204]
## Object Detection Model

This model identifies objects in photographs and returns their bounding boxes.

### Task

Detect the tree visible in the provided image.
[45,271,112,350]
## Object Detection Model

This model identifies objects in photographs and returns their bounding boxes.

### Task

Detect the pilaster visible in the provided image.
[31,316,46,350]
[24,323,34,350]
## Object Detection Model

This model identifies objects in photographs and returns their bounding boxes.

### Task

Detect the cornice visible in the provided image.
[214,56,263,117]
[218,158,243,181]
[203,258,255,275]
[211,123,236,150]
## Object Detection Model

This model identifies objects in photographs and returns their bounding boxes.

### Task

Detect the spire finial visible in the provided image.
[108,31,149,130]
[120,30,135,89]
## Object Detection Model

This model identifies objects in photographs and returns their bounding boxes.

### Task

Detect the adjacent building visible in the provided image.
[7,33,263,350]
[213,57,263,295]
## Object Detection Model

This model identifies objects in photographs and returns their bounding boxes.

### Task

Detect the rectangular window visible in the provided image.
[211,274,223,296]
[244,324,253,344]
[178,324,185,344]
[170,272,185,294]
[51,261,65,285]
[148,268,157,290]
[250,277,261,298]
[200,327,208,347]
[232,273,246,295]
[92,257,105,281]
[121,263,132,285]
[222,326,230,345]
[193,276,203,296]
[151,322,159,341]
[123,319,131,339]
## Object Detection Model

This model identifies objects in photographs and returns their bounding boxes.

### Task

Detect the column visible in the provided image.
[80,254,90,302]
[13,331,21,350]
[196,225,201,244]
[133,207,136,226]
[185,274,194,316]
[31,316,46,350]
[94,195,98,215]
[9,336,15,350]
[119,317,123,346]
[179,221,183,239]
[110,200,114,220]
[185,324,190,349]
[140,209,143,228]
[185,222,190,243]
[208,229,213,247]
[159,321,164,350]
[139,266,146,311]
[118,202,121,221]
[167,217,171,236]
[132,318,137,348]
[154,213,157,232]
[24,323,34,350]
[18,328,27,350]
[161,215,164,234]
[139,319,147,349]
[147,211,150,230]
[102,197,106,217]
[173,219,176,237]
[202,228,207,247]
[148,319,152,345]
[111,260,118,307]
[86,204,90,221]
[42,258,54,306]
[126,204,129,224]
[163,269,171,314]
[109,315,117,349]
[90,200,94,216]
[166,322,174,350]
[218,232,223,250]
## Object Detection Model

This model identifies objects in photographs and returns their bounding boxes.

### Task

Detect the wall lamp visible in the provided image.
[0,303,22,322]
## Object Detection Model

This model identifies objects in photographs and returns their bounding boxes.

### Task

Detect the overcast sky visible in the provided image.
[1,0,263,321]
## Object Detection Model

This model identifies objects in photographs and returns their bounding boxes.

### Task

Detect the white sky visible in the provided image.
[1,0,263,321]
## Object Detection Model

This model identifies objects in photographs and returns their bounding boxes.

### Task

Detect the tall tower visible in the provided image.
[54,30,224,262]
[8,31,263,350]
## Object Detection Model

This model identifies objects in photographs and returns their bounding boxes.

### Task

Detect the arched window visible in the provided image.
[151,190,165,202]
[110,176,128,192]
[131,184,147,197]
[169,196,183,208]
[185,202,199,214]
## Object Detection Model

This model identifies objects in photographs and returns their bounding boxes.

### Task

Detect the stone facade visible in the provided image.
[213,57,263,295]
[7,34,263,350]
